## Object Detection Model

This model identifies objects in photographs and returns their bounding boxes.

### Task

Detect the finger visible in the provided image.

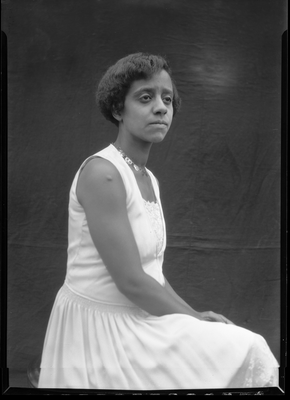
[224,318,235,325]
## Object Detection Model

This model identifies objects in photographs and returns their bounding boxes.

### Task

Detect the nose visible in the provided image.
[153,96,167,115]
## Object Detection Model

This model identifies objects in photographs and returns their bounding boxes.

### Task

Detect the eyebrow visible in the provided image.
[133,86,173,96]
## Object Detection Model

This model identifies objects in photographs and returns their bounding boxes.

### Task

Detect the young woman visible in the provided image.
[38,53,279,390]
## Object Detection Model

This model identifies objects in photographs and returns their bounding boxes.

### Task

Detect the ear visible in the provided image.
[112,105,123,122]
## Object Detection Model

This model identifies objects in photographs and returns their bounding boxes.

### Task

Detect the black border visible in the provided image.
[279,28,288,395]
[1,30,9,396]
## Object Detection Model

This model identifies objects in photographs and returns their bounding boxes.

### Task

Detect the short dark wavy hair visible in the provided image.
[96,52,181,126]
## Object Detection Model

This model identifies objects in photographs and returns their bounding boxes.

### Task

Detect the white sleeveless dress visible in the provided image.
[38,144,279,390]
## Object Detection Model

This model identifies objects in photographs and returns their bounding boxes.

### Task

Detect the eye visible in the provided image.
[140,94,152,102]
[163,96,173,105]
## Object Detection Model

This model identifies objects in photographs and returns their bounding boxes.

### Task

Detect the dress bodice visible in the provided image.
[64,144,166,306]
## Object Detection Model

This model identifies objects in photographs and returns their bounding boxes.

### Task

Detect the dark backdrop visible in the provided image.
[2,0,286,388]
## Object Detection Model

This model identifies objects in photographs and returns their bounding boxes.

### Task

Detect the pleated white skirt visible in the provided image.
[38,284,279,390]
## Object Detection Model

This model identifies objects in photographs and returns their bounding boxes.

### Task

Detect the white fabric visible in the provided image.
[143,199,164,256]
[38,144,279,390]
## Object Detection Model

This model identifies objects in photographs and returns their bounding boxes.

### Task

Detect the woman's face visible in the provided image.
[115,69,174,144]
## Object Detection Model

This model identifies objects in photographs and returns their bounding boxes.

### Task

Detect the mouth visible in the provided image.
[149,121,168,126]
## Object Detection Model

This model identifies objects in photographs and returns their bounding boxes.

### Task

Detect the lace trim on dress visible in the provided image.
[143,199,164,255]
[244,335,279,387]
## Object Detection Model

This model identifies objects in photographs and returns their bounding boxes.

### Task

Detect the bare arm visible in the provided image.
[76,158,202,319]
[164,277,195,313]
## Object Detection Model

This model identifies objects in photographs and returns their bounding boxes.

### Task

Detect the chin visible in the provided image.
[148,132,168,144]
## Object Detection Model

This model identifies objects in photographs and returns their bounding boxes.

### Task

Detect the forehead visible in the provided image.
[128,70,173,94]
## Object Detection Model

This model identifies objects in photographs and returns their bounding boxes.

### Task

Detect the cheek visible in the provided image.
[130,109,148,126]
[168,108,174,124]
[127,104,145,119]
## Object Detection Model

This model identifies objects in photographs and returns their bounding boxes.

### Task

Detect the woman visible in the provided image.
[38,53,279,390]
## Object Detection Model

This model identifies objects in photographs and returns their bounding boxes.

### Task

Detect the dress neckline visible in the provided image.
[111,144,157,204]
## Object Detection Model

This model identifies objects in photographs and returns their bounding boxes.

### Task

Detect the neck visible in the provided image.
[114,135,152,168]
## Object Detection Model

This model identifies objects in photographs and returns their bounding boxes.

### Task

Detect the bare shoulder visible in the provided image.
[76,156,126,206]
[79,156,121,182]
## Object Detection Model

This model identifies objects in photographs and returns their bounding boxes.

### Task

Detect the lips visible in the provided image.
[150,120,168,126]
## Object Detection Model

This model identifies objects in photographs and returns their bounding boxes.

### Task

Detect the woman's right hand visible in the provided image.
[199,311,235,325]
